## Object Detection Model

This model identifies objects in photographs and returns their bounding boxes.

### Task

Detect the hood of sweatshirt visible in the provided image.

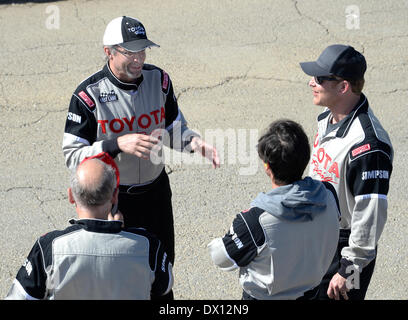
[250,177,328,221]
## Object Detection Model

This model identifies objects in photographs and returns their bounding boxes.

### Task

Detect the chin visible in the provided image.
[128,72,142,80]
[313,97,327,107]
[312,97,321,106]
[126,71,141,81]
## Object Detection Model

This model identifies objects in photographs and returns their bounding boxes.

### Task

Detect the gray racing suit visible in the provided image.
[62,63,200,268]
[62,62,198,184]
[309,93,393,277]
[6,219,173,300]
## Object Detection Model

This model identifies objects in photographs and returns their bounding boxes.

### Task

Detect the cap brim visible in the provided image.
[120,39,160,52]
[299,61,331,77]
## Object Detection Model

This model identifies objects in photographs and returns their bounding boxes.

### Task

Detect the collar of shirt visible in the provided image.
[318,93,369,139]
[69,218,123,233]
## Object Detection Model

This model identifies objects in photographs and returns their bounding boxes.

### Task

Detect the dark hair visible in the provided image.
[257,119,310,185]
[348,77,365,94]
[330,75,365,95]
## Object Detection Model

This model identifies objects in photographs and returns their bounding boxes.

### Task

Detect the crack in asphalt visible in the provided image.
[175,68,301,101]
[1,71,301,129]
[1,186,67,228]
[0,108,67,129]
[292,0,329,35]
[2,186,66,201]
[1,0,404,131]
[176,73,250,100]
[1,71,404,131]
[380,88,408,94]
[291,0,366,53]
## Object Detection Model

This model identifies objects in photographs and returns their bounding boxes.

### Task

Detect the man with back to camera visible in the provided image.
[62,16,220,299]
[6,152,173,300]
[299,44,393,300]
[208,119,340,300]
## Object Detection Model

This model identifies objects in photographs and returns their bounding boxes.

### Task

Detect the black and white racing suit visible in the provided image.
[6,219,173,300]
[62,63,199,265]
[309,94,393,299]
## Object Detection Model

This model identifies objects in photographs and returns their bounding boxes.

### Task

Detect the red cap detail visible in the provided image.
[80,152,120,188]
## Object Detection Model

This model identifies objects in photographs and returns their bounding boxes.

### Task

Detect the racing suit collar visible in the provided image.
[317,94,369,139]
[69,218,123,233]
[335,93,368,138]
[103,63,144,91]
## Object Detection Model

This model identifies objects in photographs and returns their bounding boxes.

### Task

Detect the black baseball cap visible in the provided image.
[103,16,159,52]
[300,44,366,80]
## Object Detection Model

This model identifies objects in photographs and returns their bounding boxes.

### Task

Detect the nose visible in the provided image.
[132,51,146,62]
[309,77,316,87]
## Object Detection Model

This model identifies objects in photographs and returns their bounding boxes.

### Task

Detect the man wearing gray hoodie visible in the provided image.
[208,119,340,300]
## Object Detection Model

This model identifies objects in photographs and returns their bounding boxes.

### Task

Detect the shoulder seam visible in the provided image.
[75,69,106,91]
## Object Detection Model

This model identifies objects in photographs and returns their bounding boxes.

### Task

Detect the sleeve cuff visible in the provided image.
[338,257,354,278]
[102,139,121,158]
[184,135,198,153]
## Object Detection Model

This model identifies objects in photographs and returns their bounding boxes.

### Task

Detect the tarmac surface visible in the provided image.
[0,0,407,300]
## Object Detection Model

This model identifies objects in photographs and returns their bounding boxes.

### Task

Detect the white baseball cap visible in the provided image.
[103,16,159,52]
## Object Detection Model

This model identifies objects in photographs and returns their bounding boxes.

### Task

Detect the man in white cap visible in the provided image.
[299,44,393,300]
[62,16,220,299]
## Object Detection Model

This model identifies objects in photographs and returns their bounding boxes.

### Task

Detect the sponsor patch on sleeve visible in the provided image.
[162,71,169,90]
[78,91,95,109]
[352,143,371,157]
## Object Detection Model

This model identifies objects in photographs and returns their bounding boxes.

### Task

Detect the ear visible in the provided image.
[265,163,277,182]
[104,46,113,59]
[339,80,350,94]
[68,188,75,204]
[264,162,272,177]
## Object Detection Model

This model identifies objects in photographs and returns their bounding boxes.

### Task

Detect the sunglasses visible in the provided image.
[314,76,342,85]
[114,47,146,59]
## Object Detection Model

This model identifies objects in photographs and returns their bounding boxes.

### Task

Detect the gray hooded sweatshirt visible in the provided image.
[208,177,340,299]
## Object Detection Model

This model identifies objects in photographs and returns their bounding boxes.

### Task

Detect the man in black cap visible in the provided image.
[62,16,220,299]
[299,44,393,300]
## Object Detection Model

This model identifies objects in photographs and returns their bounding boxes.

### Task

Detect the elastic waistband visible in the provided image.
[119,169,166,194]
